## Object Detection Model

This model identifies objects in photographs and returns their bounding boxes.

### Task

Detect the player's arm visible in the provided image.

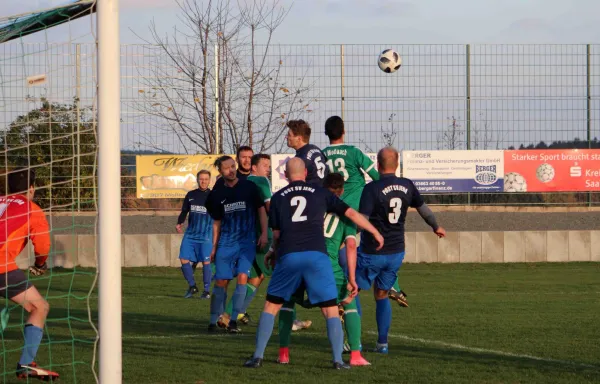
[326,190,384,250]
[252,182,269,249]
[410,180,446,238]
[205,190,223,260]
[264,197,280,267]
[176,192,191,233]
[358,149,379,181]
[28,205,51,276]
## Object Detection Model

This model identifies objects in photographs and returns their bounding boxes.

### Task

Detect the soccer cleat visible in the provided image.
[388,289,408,307]
[207,324,218,333]
[372,343,389,354]
[333,361,351,370]
[244,357,263,368]
[199,291,211,300]
[349,351,371,366]
[217,314,230,329]
[184,285,199,298]
[239,313,250,325]
[343,341,351,353]
[16,362,59,381]
[226,321,241,334]
[291,319,312,331]
[277,347,290,364]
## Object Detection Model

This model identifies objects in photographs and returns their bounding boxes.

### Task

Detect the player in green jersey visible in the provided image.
[218,154,312,331]
[323,116,409,309]
[276,173,370,366]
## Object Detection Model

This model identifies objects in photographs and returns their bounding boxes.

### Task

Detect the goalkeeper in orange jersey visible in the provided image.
[0,169,59,381]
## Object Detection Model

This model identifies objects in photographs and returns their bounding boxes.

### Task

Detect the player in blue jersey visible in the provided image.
[205,155,269,333]
[286,119,329,186]
[357,147,446,354]
[214,146,253,187]
[243,158,384,370]
[176,170,213,299]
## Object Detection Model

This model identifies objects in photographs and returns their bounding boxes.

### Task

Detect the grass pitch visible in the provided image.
[1,263,599,383]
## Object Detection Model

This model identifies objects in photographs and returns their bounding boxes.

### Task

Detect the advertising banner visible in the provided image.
[402,150,504,193]
[270,154,295,192]
[503,149,600,192]
[136,154,233,198]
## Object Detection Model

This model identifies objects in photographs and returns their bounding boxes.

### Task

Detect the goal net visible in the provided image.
[0,1,99,382]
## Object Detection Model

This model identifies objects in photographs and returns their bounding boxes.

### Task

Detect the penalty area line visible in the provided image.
[366,331,599,370]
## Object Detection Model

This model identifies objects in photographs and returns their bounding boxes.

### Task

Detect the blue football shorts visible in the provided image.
[355,250,405,291]
[213,240,255,280]
[179,236,212,263]
[267,251,337,306]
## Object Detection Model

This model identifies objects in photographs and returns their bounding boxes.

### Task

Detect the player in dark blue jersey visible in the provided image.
[205,155,268,334]
[214,145,253,187]
[244,158,383,370]
[286,119,329,186]
[176,170,213,299]
[357,147,446,354]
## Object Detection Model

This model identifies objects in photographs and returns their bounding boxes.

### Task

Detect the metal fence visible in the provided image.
[2,43,600,209]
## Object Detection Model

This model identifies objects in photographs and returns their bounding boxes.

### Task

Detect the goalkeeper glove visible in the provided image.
[29,262,48,276]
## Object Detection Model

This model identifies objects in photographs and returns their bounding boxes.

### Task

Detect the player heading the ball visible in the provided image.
[244,158,383,370]
[356,147,446,354]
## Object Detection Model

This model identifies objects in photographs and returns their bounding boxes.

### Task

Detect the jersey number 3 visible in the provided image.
[291,196,307,222]
[388,197,402,224]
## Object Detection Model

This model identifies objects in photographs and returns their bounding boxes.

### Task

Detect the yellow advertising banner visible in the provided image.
[136,154,234,199]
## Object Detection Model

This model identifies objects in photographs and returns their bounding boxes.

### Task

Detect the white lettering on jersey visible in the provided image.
[190,205,207,213]
[224,201,246,213]
[382,185,408,195]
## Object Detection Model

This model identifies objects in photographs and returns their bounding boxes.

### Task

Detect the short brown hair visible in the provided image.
[197,169,211,178]
[287,119,311,143]
[323,172,344,191]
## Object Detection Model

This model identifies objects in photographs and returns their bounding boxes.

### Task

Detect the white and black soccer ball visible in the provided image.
[378,49,402,73]
[536,163,555,183]
[504,172,527,192]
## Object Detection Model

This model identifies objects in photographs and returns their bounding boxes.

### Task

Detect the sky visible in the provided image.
[4,0,600,44]
[1,1,599,154]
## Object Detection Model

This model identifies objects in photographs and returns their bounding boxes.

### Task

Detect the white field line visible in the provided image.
[365,331,599,370]
[119,331,599,370]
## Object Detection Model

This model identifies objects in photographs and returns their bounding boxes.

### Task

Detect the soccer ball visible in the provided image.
[536,163,555,183]
[504,172,527,192]
[378,49,402,73]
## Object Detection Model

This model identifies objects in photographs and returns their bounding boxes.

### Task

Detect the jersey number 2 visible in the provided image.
[388,198,402,224]
[291,196,307,222]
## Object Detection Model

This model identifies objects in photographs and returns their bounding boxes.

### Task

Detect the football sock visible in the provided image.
[202,263,211,292]
[355,294,363,317]
[231,284,246,321]
[210,286,226,324]
[241,284,258,314]
[343,301,362,351]
[254,312,276,359]
[392,278,401,292]
[278,303,295,347]
[326,317,344,364]
[19,324,43,365]
[375,297,392,344]
[225,297,234,316]
[180,263,196,287]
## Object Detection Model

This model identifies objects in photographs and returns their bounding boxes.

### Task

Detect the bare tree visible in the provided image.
[132,0,314,155]
[437,115,464,150]
[471,112,508,150]
[361,113,399,152]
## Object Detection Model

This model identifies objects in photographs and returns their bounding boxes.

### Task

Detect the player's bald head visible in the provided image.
[285,157,307,182]
[377,146,399,174]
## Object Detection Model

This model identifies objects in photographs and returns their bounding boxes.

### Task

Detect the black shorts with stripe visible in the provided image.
[0,269,30,299]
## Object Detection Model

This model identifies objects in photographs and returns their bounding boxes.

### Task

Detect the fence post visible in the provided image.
[587,44,592,207]
[466,44,472,206]
[466,44,471,150]
[215,43,220,155]
[340,44,345,120]
[75,43,81,212]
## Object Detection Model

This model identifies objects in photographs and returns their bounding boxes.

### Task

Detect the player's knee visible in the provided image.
[33,299,50,318]
[215,279,228,288]
[180,259,189,265]
[374,288,388,300]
